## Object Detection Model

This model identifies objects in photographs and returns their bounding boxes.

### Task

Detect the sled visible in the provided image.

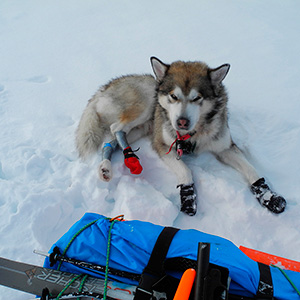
[2,213,300,299]
[42,213,300,299]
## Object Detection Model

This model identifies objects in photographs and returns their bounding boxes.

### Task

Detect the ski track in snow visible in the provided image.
[1,1,300,299]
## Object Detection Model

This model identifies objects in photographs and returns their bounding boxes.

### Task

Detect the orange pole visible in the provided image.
[173,268,196,300]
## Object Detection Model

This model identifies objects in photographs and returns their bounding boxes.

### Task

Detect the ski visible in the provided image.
[31,296,121,300]
[30,296,108,300]
[0,256,136,299]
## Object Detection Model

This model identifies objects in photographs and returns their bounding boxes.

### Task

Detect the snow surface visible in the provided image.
[1,1,300,299]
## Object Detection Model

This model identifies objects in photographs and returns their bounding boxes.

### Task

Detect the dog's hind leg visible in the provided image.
[109,109,153,175]
[98,127,147,180]
[115,130,130,149]
[115,130,143,175]
[98,139,118,182]
[216,144,286,213]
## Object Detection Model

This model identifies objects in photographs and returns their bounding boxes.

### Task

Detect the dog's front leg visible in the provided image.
[216,144,286,213]
[160,153,197,216]
[215,143,260,185]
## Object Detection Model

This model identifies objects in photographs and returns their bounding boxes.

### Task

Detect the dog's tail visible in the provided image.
[75,99,104,159]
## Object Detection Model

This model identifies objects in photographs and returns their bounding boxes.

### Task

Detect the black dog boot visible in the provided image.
[177,183,197,216]
[251,178,286,214]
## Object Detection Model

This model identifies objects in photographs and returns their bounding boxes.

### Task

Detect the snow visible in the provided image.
[1,0,300,298]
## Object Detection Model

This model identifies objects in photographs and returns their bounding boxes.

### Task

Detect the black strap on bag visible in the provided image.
[255,262,274,299]
[134,226,179,300]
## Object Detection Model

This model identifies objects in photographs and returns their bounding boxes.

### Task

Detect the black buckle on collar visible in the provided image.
[176,140,195,156]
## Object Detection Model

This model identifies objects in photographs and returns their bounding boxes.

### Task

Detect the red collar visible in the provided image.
[166,131,193,157]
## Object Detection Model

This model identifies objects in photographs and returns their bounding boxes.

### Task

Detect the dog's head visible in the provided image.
[151,57,230,133]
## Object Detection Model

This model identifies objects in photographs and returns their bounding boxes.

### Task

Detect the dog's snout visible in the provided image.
[177,117,190,129]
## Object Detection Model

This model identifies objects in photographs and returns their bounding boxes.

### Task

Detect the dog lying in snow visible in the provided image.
[76,57,286,216]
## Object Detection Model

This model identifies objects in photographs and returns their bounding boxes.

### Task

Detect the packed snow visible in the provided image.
[1,1,300,298]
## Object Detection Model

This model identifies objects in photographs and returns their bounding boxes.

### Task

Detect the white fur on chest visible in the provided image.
[193,128,232,154]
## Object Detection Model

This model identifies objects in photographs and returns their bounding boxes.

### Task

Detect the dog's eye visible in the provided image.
[170,94,179,101]
[191,96,202,102]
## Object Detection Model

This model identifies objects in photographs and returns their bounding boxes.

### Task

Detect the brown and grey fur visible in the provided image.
[76,74,156,181]
[150,58,259,187]
[75,57,275,214]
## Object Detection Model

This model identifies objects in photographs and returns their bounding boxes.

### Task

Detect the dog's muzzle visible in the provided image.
[176,117,190,130]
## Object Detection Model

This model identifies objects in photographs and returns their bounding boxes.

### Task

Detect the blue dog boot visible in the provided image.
[177,183,197,216]
[251,178,286,214]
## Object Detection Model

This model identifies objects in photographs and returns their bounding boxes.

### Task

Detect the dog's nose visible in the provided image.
[177,118,190,129]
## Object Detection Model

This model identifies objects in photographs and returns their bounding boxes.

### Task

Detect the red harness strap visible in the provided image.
[166,131,193,157]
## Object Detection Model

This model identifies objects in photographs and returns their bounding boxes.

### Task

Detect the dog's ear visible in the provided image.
[209,64,230,85]
[150,57,169,81]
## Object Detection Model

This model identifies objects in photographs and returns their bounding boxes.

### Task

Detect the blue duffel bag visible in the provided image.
[44,213,300,300]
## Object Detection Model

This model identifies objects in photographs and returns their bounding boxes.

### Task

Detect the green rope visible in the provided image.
[271,264,300,297]
[55,219,100,298]
[57,218,100,270]
[77,274,88,300]
[103,219,118,300]
[54,215,123,299]
[55,274,82,299]
[78,274,88,292]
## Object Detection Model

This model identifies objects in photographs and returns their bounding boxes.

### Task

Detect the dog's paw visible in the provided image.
[251,178,286,214]
[98,159,112,182]
[177,183,197,216]
[123,147,143,175]
[124,157,143,175]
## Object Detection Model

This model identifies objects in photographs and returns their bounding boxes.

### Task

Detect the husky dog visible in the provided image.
[76,57,286,216]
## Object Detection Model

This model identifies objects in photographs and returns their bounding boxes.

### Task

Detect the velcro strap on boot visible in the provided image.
[123,147,139,159]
